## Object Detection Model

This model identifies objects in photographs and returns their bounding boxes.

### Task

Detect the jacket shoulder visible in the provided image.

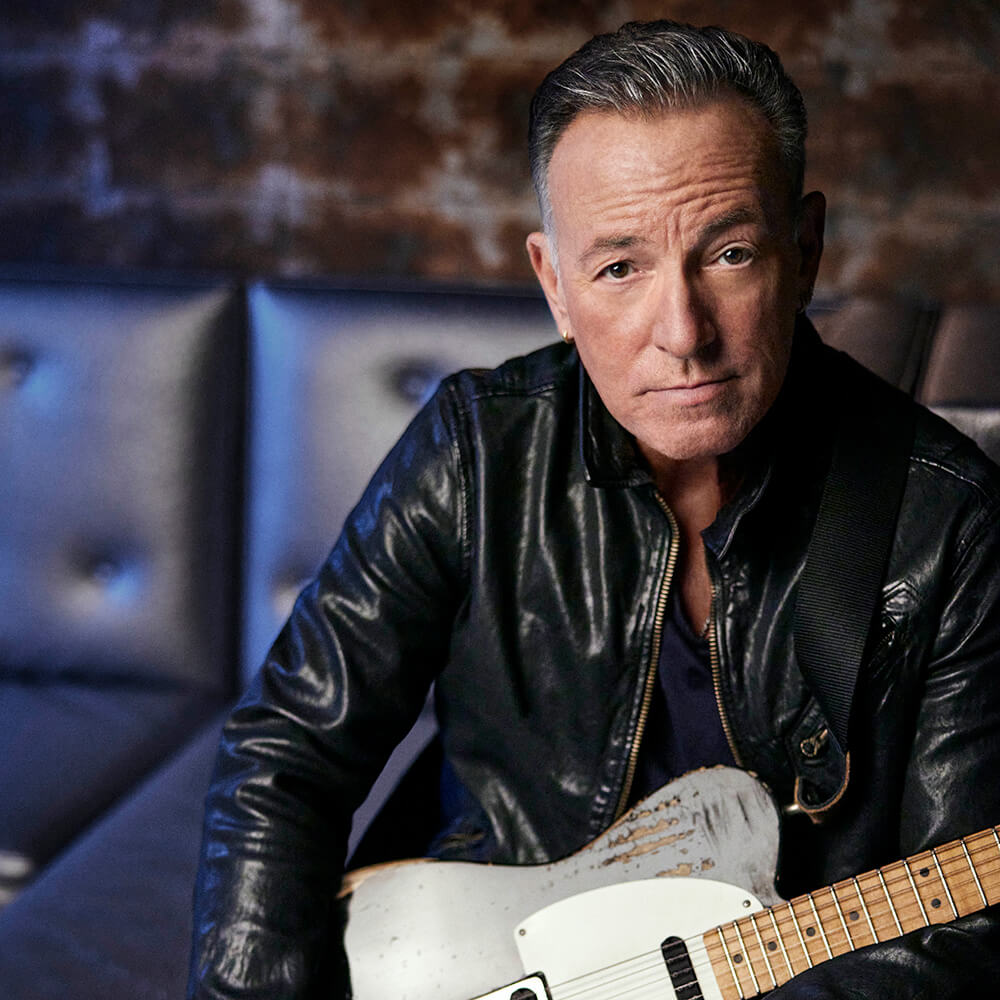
[910,404,1000,500]
[442,340,578,404]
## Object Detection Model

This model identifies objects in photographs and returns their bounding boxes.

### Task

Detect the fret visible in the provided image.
[902,859,930,926]
[731,919,761,996]
[772,902,811,974]
[855,869,902,942]
[966,828,1000,906]
[766,907,795,983]
[930,849,959,918]
[711,925,744,1000]
[807,886,850,956]
[881,860,938,933]
[827,884,855,950]
[850,876,879,945]
[935,838,989,915]
[806,893,834,959]
[961,839,988,907]
[968,827,1000,906]
[748,912,778,991]
[907,848,958,925]
[786,896,821,967]
[876,867,904,935]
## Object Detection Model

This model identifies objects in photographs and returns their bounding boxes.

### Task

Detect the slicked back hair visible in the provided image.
[528,20,807,236]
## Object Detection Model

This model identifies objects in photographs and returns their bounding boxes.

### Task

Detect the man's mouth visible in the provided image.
[644,375,735,402]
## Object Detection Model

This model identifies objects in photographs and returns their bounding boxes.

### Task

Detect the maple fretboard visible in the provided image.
[705,826,1000,998]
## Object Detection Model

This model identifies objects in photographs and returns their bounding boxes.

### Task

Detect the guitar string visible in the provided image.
[542,847,1000,1000]
[489,836,1000,1000]
[552,869,1000,1000]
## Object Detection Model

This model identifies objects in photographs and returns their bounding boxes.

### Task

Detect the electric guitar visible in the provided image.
[338,767,1000,1000]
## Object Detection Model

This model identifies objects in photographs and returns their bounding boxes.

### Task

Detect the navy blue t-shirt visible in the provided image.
[630,586,736,804]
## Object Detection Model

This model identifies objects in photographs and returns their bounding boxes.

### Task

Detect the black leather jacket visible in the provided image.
[190,322,1000,998]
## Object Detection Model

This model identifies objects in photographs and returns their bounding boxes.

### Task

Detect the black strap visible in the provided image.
[793,361,915,753]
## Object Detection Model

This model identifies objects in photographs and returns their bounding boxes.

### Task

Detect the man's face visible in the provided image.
[527,98,824,473]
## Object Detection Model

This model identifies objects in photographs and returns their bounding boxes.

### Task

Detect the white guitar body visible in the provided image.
[340,767,782,1000]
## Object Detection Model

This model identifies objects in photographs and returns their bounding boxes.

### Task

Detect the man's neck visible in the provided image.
[645,453,722,635]
[645,453,722,528]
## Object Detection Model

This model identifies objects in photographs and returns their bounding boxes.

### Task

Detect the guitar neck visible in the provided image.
[704,825,1000,999]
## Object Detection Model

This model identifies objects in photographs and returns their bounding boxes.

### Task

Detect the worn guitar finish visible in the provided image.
[339,767,780,999]
[338,767,1000,1000]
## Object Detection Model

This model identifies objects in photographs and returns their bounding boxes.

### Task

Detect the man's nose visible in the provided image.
[648,272,714,358]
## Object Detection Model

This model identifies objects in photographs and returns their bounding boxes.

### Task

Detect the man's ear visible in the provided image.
[526,231,570,335]
[796,191,826,305]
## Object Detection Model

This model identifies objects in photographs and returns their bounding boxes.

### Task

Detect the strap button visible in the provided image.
[799,727,829,759]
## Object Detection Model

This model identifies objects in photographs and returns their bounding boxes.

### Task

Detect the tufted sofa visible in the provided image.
[0,268,997,997]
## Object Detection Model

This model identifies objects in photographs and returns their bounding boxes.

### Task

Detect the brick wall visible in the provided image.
[2,1,998,301]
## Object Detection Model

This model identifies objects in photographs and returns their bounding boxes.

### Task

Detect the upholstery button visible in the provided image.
[73,549,142,604]
[90,560,120,585]
[389,360,448,406]
[0,347,35,388]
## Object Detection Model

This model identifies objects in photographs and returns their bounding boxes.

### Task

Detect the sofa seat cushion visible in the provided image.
[0,680,221,903]
[0,713,225,999]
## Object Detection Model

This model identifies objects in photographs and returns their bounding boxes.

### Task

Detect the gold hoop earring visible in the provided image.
[561,329,574,344]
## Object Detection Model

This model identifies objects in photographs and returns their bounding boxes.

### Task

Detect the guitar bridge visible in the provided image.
[471,973,550,1000]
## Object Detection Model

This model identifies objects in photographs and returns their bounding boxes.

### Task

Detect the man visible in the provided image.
[189,20,1000,998]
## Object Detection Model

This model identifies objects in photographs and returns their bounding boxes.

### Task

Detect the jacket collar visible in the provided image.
[578,363,652,488]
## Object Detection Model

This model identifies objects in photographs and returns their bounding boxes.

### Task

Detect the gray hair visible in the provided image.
[528,20,808,235]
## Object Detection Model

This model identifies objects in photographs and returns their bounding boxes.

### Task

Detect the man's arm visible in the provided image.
[187,382,469,999]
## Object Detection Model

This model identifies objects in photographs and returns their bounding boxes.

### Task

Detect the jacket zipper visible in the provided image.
[707,579,742,767]
[612,493,680,819]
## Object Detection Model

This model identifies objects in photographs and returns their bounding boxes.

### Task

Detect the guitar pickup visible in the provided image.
[471,973,550,1000]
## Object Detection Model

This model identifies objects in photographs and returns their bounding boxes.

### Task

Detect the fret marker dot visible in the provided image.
[734,954,743,964]
[768,941,777,951]
[806,927,816,937]
[920,868,930,878]
[849,911,859,921]
[932,898,942,908]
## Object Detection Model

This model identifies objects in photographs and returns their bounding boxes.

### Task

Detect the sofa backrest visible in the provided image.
[811,297,1000,465]
[916,305,1000,463]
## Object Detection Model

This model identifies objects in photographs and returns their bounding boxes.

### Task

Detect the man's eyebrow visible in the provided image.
[577,208,768,267]
[577,234,648,267]
[696,207,764,246]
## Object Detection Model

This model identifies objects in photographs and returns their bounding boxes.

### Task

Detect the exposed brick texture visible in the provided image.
[1,1,998,300]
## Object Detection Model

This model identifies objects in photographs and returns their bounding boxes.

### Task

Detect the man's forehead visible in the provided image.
[546,99,793,231]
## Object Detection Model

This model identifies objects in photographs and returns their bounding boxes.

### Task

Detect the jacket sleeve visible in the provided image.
[187,382,469,999]
[775,480,1000,998]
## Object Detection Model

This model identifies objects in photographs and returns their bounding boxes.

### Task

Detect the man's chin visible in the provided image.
[636,412,761,468]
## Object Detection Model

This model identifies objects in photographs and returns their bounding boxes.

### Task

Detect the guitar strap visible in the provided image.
[793,355,915,756]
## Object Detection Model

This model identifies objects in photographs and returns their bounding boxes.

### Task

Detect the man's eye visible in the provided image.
[601,261,633,279]
[719,246,753,266]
